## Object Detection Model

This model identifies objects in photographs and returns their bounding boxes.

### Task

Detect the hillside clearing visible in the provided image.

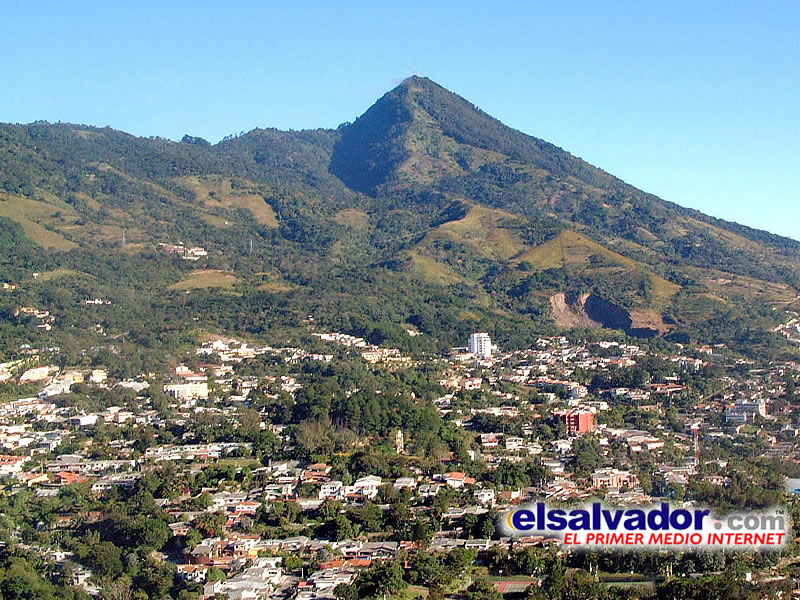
[178,176,278,227]
[436,205,526,261]
[0,194,78,251]
[518,230,680,307]
[169,270,239,291]
[333,208,370,228]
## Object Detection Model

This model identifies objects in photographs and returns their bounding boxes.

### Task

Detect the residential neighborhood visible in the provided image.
[0,320,799,599]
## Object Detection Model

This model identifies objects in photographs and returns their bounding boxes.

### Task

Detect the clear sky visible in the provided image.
[2,1,798,239]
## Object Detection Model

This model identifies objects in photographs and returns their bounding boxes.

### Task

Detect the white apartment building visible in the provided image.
[468,332,493,358]
[163,382,208,400]
[725,397,767,424]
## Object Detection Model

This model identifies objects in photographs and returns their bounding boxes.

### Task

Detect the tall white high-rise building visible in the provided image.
[468,332,492,358]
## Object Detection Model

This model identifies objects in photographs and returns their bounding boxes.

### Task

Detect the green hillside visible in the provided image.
[0,77,797,363]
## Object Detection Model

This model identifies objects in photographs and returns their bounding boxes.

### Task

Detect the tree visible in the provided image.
[131,516,170,550]
[410,519,434,544]
[238,406,262,438]
[357,560,407,599]
[88,541,123,578]
[295,418,336,456]
[103,577,133,600]
[318,499,342,521]
[529,567,609,600]
[465,577,502,600]
[195,511,227,537]
[571,435,604,478]
[444,548,476,577]
[348,501,383,533]
[133,558,176,599]
[487,545,509,573]
[252,430,278,461]
[284,555,303,571]
[512,548,545,576]
[323,514,354,541]
[385,502,411,532]
[0,559,54,600]
[407,552,449,588]
[334,583,358,600]
[470,510,498,539]
[656,574,759,600]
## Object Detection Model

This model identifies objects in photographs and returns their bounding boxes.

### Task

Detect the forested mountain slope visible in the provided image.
[1,76,798,364]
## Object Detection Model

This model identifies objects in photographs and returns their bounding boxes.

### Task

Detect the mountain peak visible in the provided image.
[329,76,611,196]
[328,81,415,194]
[395,74,447,91]
[329,76,498,194]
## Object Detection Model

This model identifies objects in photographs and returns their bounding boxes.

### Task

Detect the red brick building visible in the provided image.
[559,410,595,435]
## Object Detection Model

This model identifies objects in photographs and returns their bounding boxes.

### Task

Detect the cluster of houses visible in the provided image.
[312,332,410,364]
[198,337,332,366]
[176,534,403,599]
[774,313,800,344]
[16,305,56,331]
[157,243,208,260]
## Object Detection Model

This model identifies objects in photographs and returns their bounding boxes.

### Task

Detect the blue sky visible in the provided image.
[1,1,798,239]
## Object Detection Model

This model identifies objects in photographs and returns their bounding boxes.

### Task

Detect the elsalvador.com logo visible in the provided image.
[501,502,788,549]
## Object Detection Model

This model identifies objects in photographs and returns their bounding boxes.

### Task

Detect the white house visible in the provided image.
[348,475,382,500]
[474,488,496,506]
[319,480,344,500]
[393,477,417,491]
[444,472,476,488]
[0,455,28,476]
[551,439,572,454]
[505,436,524,451]
[65,414,99,428]
[418,483,441,497]
[203,557,282,600]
